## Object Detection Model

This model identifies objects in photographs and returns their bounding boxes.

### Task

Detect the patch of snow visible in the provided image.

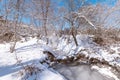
[92,66,119,80]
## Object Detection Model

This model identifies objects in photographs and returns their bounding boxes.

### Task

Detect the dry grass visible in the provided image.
[0,31,14,42]
[20,65,43,80]
[79,27,120,46]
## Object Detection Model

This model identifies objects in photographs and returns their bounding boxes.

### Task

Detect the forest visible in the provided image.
[0,0,120,80]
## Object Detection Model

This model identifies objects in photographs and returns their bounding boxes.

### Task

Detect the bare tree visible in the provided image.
[64,0,86,46]
[10,0,25,53]
[39,0,51,44]
[28,0,53,44]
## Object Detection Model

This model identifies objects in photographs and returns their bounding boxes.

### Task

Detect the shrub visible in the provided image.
[21,65,43,80]
[93,36,104,45]
[90,27,120,45]
[0,32,14,42]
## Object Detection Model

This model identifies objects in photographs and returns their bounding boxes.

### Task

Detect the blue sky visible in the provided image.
[52,0,118,28]
[54,0,117,6]
[0,0,118,25]
[88,0,117,5]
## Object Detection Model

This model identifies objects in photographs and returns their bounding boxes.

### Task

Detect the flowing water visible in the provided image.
[53,63,115,80]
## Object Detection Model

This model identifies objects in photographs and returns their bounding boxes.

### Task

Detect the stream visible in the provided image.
[53,63,115,80]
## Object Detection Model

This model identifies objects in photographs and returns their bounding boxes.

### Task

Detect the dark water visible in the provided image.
[53,63,115,80]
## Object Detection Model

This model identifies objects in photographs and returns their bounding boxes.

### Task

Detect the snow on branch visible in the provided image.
[73,12,96,29]
[64,12,96,29]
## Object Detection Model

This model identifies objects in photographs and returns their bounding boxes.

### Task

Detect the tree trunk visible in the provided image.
[44,19,48,44]
[10,21,17,53]
[10,0,20,53]
[71,27,78,46]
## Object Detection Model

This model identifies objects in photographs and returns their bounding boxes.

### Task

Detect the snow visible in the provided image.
[39,70,65,80]
[54,64,116,80]
[92,66,119,80]
[0,35,120,80]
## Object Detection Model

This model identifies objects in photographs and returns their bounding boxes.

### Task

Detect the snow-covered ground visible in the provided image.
[0,35,120,80]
